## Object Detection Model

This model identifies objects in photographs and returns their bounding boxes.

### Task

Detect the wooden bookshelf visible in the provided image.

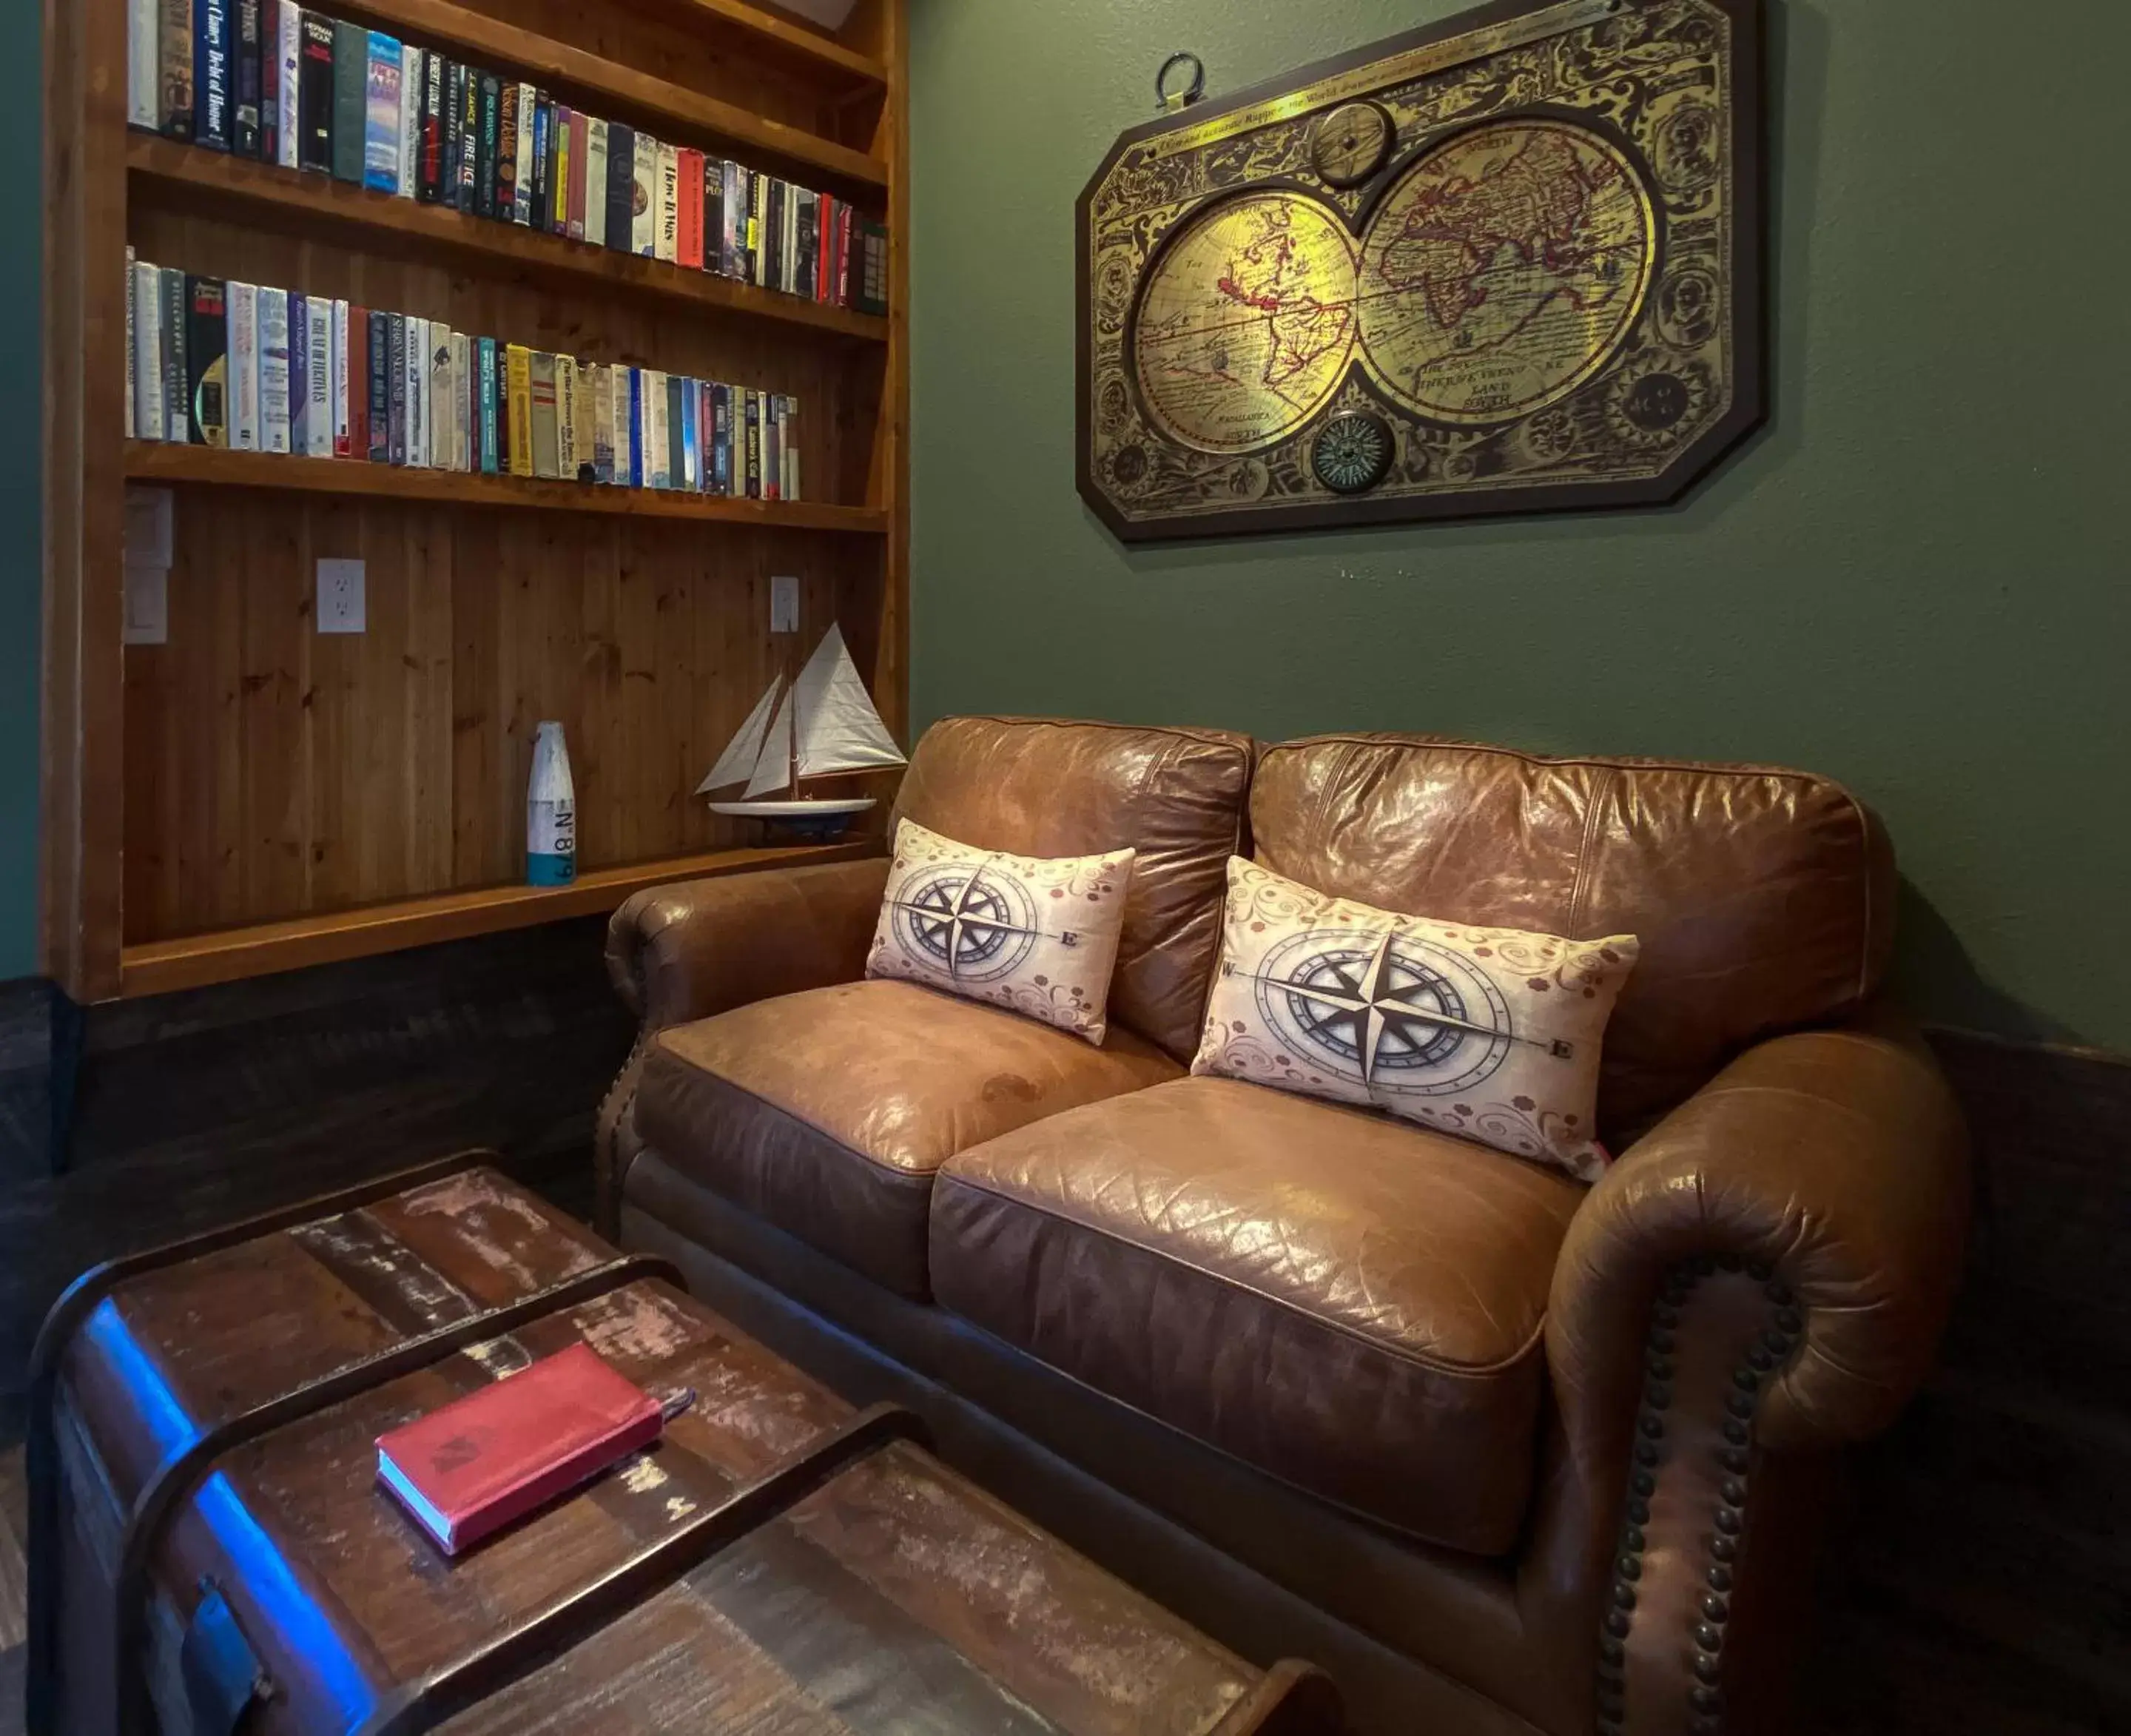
[119,840,872,997]
[129,137,891,343]
[124,443,892,535]
[43,0,909,1003]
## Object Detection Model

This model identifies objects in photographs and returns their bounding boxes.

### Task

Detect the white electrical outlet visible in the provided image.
[770,574,801,634]
[317,559,366,634]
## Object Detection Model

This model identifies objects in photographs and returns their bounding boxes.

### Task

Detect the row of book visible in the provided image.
[126,252,807,499]
[126,0,892,314]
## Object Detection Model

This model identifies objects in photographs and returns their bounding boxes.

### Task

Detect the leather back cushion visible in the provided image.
[1250,736,1894,1134]
[892,718,1254,1062]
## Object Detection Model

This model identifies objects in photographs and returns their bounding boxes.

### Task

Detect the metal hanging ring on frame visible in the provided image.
[1155,52,1205,113]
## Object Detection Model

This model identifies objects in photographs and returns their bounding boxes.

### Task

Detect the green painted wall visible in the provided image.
[909,0,2130,1049]
[0,6,41,983]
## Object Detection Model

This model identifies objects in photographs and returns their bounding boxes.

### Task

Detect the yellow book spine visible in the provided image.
[505,343,533,477]
[553,118,572,230]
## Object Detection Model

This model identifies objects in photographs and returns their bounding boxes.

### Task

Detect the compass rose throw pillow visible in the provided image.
[1191,858,1639,1182]
[866,819,1137,1045]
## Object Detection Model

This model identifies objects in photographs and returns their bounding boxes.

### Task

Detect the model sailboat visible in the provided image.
[697,626,906,836]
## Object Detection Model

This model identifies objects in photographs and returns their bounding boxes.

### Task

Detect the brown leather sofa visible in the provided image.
[599,717,1970,1736]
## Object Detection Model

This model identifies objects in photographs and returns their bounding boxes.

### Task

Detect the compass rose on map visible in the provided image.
[1244,927,1534,1097]
[890,864,1042,983]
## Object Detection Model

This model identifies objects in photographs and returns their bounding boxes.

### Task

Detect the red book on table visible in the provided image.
[376,1342,663,1554]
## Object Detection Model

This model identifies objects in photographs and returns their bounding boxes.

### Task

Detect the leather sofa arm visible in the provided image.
[605,855,890,1029]
[596,856,889,1234]
[1549,1021,1970,1453]
[1532,1022,1970,1736]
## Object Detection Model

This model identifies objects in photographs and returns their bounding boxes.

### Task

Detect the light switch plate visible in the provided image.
[770,574,800,634]
[317,559,366,634]
[123,562,169,646]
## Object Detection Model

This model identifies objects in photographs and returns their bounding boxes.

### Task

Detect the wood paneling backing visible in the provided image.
[124,493,873,943]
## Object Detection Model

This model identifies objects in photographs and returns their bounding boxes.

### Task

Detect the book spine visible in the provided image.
[655,142,679,264]
[567,111,589,240]
[615,368,634,488]
[159,0,195,141]
[512,84,536,223]
[430,325,454,471]
[584,119,608,249]
[275,2,300,167]
[703,158,726,276]
[604,122,633,255]
[815,193,832,302]
[186,276,229,445]
[233,0,261,155]
[711,383,730,496]
[761,388,778,501]
[505,344,533,476]
[258,0,278,158]
[718,161,738,278]
[386,314,406,465]
[496,82,519,221]
[396,44,420,198]
[529,351,558,479]
[132,262,164,442]
[677,374,696,491]
[631,134,656,257]
[748,171,766,285]
[331,298,351,457]
[528,97,551,233]
[783,395,799,501]
[744,388,760,497]
[306,295,333,457]
[409,317,430,468]
[129,0,161,130]
[195,0,231,151]
[590,363,613,484]
[479,338,499,474]
[441,60,462,203]
[259,286,291,454]
[642,371,665,488]
[477,75,501,220]
[363,33,401,193]
[327,18,366,182]
[124,252,137,440]
[226,280,258,449]
[161,269,189,443]
[676,148,704,270]
[547,107,569,232]
[367,310,389,460]
[417,49,445,202]
[285,290,306,452]
[451,61,474,212]
[451,333,471,471]
[555,356,576,480]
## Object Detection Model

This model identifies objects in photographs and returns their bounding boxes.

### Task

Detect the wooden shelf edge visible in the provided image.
[128,137,890,344]
[625,0,887,87]
[123,444,891,535]
[335,0,889,189]
[119,842,876,997]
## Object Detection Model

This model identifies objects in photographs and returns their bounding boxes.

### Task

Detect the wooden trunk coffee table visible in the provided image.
[27,1154,1341,1736]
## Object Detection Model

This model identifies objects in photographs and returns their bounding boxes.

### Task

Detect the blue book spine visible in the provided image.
[364,32,403,192]
[287,294,308,452]
[679,377,699,492]
[627,369,643,488]
[195,0,232,150]
[479,338,499,474]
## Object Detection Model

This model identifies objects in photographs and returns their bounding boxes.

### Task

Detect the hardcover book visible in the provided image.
[762,388,778,500]
[477,75,502,221]
[457,61,480,212]
[363,33,402,195]
[555,356,576,480]
[132,261,164,443]
[186,275,229,446]
[306,294,332,457]
[161,266,190,443]
[615,367,635,488]
[275,1,300,167]
[232,0,262,156]
[591,363,613,484]
[585,119,608,249]
[529,351,559,480]
[675,148,704,271]
[478,337,499,474]
[432,326,457,472]
[326,18,366,182]
[386,312,407,465]
[854,218,889,317]
[505,343,533,476]
[704,158,727,275]
[331,297,351,457]
[159,0,195,141]
[551,107,573,233]
[512,84,537,224]
[677,373,697,491]
[567,110,590,240]
[644,369,670,488]
[444,60,465,204]
[194,0,232,151]
[496,81,519,220]
[257,286,291,454]
[604,123,635,255]
[396,43,420,198]
[374,1343,662,1555]
[710,382,731,495]
[129,0,161,130]
[781,394,800,500]
[631,133,657,257]
[655,142,680,263]
[407,316,429,468]
[227,280,259,450]
[368,309,390,460]
[451,332,473,471]
[528,96,552,233]
[743,387,760,497]
[417,49,445,201]
[258,0,278,159]
[286,290,306,451]
[794,189,818,303]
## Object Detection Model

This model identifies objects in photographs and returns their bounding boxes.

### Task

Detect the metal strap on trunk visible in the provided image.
[24,1150,490,1736]
[109,1251,687,1736]
[354,1402,929,1736]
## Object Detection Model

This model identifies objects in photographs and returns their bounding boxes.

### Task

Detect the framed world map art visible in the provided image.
[1077,0,1765,541]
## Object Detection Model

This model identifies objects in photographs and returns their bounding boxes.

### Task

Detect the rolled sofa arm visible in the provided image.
[596,856,890,1233]
[1531,1021,1970,1736]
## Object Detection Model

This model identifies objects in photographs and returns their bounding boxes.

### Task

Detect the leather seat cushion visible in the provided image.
[930,1077,1585,1552]
[636,980,1182,1299]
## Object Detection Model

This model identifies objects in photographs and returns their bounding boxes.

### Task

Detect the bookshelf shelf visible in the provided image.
[341,0,889,190]
[118,841,874,997]
[124,443,892,534]
[129,138,892,343]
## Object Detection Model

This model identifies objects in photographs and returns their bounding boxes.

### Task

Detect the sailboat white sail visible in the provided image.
[698,627,906,822]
